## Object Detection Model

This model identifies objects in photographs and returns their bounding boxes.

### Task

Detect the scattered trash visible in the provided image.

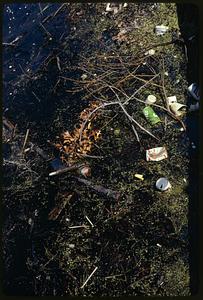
[188,83,200,101]
[146,147,168,161]
[155,177,171,191]
[68,244,75,249]
[145,49,155,55]
[189,102,199,112]
[155,25,169,35]
[167,96,177,105]
[143,106,161,125]
[134,174,144,181]
[106,3,127,14]
[164,71,169,76]
[156,243,162,248]
[145,94,157,105]
[81,73,88,80]
[169,102,187,117]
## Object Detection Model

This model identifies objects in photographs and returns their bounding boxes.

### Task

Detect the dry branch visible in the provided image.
[74,177,121,200]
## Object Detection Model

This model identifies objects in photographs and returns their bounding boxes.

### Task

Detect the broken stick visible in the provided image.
[74,177,120,200]
[48,193,74,221]
[81,267,98,289]
[49,163,85,177]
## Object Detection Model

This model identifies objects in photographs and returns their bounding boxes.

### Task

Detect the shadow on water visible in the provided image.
[177,4,199,295]
[2,4,85,295]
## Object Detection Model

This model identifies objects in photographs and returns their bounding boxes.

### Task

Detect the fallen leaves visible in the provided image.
[54,101,102,164]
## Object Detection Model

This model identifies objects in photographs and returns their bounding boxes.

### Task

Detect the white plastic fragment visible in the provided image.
[146,147,168,162]
[81,73,88,80]
[145,49,155,55]
[155,25,169,35]
[167,96,177,105]
[156,178,171,191]
[134,174,144,181]
[145,94,157,105]
[170,102,187,117]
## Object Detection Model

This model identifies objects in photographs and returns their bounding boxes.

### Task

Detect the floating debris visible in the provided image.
[81,73,88,80]
[143,106,161,125]
[155,25,169,35]
[145,94,157,105]
[167,96,177,105]
[134,174,144,181]
[145,49,155,55]
[169,103,187,117]
[146,147,168,161]
[155,177,171,191]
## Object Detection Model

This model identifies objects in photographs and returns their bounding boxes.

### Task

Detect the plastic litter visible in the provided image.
[146,147,168,161]
[170,102,187,117]
[145,49,155,56]
[143,106,161,125]
[81,73,88,80]
[155,25,169,35]
[156,177,171,191]
[145,94,157,105]
[106,3,127,14]
[134,174,144,181]
[167,96,177,105]
[188,83,200,101]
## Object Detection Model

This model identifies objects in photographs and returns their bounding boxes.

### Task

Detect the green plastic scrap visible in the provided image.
[143,106,161,125]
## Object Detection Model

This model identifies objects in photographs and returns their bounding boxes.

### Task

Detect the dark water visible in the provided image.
[3,3,70,106]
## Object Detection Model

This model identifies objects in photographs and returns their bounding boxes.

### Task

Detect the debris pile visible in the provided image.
[3,2,198,297]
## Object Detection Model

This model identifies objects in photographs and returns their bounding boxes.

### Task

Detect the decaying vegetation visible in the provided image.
[3,3,194,296]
